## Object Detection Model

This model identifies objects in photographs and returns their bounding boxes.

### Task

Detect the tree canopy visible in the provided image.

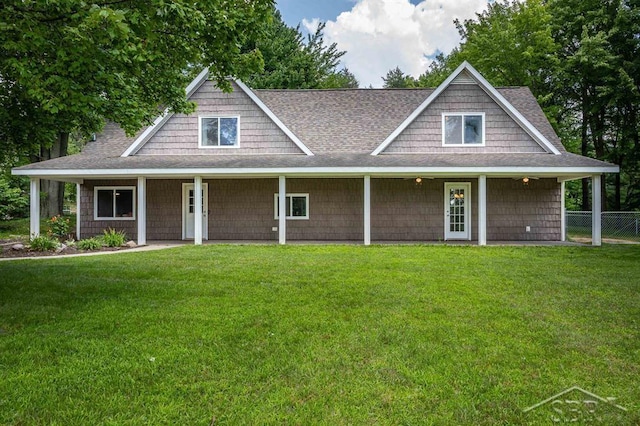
[243,10,358,90]
[382,66,416,88]
[415,0,640,211]
[1,0,273,214]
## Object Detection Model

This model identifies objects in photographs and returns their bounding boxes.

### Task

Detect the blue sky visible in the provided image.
[277,0,423,28]
[275,0,491,87]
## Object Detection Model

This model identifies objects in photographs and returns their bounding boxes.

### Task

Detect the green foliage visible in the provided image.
[0,245,639,424]
[28,234,58,251]
[76,237,102,251]
[382,66,416,88]
[101,228,126,247]
[244,9,354,89]
[320,67,359,89]
[418,0,558,96]
[0,175,29,220]
[46,215,70,239]
[416,0,640,211]
[0,0,274,163]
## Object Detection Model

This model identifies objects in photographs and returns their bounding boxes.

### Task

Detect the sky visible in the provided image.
[276,0,491,88]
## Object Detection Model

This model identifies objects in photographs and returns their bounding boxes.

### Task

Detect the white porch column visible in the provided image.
[76,183,81,240]
[592,175,602,246]
[194,176,203,245]
[560,181,566,242]
[278,176,286,244]
[364,176,371,245]
[29,177,40,237]
[137,177,147,246]
[478,175,487,246]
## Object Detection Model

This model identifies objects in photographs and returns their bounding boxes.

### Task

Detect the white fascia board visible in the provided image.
[234,80,314,156]
[371,61,470,156]
[12,165,620,179]
[371,61,562,156]
[463,64,562,155]
[121,68,211,158]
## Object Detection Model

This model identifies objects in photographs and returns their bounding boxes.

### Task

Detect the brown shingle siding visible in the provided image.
[137,81,303,156]
[486,178,561,241]
[78,177,561,242]
[385,85,546,154]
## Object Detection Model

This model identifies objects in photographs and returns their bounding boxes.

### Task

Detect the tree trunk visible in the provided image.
[37,132,69,218]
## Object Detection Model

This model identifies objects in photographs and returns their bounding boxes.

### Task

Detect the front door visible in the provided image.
[444,182,471,240]
[183,183,208,240]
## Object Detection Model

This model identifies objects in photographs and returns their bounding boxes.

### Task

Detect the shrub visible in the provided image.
[29,234,59,251]
[0,177,29,220]
[102,228,126,247]
[77,237,102,250]
[46,215,70,239]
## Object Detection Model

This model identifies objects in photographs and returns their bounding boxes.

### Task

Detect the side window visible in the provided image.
[443,113,484,145]
[200,117,239,147]
[94,187,135,220]
[274,194,309,220]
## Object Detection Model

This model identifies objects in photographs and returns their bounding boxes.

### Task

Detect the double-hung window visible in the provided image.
[94,187,135,220]
[199,116,239,147]
[443,113,485,146]
[274,194,309,220]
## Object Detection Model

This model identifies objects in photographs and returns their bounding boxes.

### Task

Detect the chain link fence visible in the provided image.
[566,211,640,242]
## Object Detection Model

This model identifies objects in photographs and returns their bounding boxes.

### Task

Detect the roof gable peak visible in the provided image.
[121,69,313,157]
[370,61,561,156]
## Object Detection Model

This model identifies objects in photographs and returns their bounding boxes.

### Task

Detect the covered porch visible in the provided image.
[27,173,606,246]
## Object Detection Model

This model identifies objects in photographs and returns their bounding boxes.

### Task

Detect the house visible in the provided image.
[13,62,618,246]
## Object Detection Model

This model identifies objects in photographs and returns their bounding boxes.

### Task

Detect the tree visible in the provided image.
[1,0,273,216]
[418,0,640,211]
[548,0,640,210]
[382,66,416,88]
[321,68,360,89]
[243,10,355,89]
[418,0,558,103]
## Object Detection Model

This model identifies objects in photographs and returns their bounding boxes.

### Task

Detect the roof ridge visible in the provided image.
[253,87,435,93]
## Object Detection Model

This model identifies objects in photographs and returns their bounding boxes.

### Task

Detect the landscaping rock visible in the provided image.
[124,240,137,248]
[12,243,25,251]
[55,244,67,254]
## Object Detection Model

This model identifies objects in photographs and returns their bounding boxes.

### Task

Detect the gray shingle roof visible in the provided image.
[14,84,617,175]
[255,88,434,154]
[16,151,616,173]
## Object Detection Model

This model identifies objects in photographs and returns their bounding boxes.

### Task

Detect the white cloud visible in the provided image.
[318,0,490,87]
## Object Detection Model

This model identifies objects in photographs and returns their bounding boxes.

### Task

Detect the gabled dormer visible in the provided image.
[121,69,313,157]
[371,62,562,156]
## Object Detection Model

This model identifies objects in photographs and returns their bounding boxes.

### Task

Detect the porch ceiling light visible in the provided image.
[415,177,422,184]
[522,177,529,184]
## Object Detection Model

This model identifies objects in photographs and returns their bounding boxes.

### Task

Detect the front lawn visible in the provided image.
[0,245,638,424]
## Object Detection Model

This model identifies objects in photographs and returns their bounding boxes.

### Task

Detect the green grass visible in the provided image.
[0,217,30,240]
[0,245,639,425]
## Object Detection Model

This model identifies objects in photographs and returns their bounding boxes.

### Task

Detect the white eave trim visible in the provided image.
[234,80,314,156]
[371,61,562,156]
[121,68,211,157]
[12,165,620,179]
[120,70,313,158]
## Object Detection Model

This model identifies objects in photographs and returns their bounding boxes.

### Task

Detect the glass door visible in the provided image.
[444,183,471,240]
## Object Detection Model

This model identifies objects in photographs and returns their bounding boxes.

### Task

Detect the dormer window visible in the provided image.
[199,116,239,148]
[443,113,484,146]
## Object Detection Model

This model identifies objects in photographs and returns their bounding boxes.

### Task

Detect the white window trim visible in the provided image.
[442,112,486,147]
[198,116,241,149]
[94,186,136,221]
[273,193,309,220]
